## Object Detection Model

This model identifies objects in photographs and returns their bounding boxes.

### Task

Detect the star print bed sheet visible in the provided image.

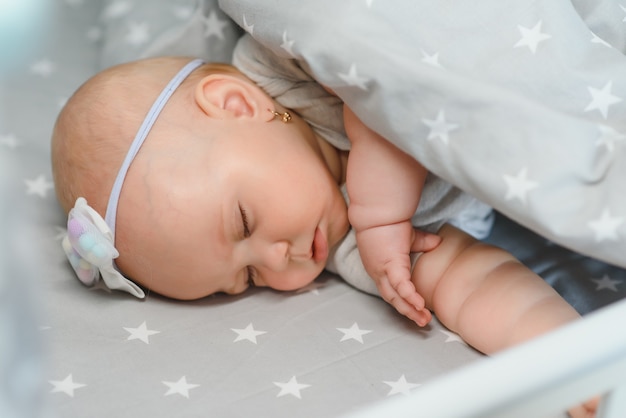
[1,0,625,417]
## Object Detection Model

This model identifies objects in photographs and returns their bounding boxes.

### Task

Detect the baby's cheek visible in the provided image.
[265,267,320,291]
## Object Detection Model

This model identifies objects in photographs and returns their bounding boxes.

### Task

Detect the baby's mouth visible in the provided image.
[312,226,328,263]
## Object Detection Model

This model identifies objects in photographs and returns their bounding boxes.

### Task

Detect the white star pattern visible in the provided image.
[162,376,200,398]
[1,133,19,149]
[124,321,160,344]
[338,64,369,90]
[30,59,56,77]
[422,109,458,144]
[125,21,150,46]
[280,31,295,56]
[421,50,443,68]
[102,0,132,19]
[592,275,623,292]
[274,376,311,399]
[596,124,625,153]
[584,81,622,119]
[232,323,267,344]
[588,208,624,242]
[590,32,611,48]
[514,21,551,54]
[242,15,254,34]
[440,330,467,345]
[25,175,54,198]
[49,374,86,397]
[503,167,539,205]
[337,322,372,344]
[383,375,420,396]
[173,6,194,20]
[203,11,228,40]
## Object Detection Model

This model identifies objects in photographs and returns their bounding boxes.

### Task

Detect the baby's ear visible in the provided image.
[194,74,274,121]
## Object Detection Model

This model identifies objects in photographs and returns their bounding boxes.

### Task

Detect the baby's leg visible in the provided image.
[412,224,580,355]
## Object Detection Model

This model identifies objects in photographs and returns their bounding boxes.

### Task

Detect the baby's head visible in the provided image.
[52,57,349,300]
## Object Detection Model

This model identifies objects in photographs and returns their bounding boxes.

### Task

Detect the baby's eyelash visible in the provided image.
[239,203,251,238]
[246,266,257,287]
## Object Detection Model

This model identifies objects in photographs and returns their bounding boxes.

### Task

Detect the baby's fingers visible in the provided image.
[386,264,425,311]
[388,295,431,327]
[377,279,432,327]
[411,229,441,253]
[394,279,426,311]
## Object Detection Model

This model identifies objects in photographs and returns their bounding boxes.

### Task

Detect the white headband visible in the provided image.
[62,59,205,298]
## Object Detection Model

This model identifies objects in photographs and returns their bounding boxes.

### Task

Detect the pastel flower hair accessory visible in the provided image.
[62,197,144,297]
[61,58,205,298]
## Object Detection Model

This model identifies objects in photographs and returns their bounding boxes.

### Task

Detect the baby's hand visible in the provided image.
[356,222,440,326]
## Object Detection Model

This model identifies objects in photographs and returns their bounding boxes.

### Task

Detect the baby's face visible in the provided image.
[117,111,349,299]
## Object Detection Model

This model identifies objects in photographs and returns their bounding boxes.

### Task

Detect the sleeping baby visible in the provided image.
[51,35,595,416]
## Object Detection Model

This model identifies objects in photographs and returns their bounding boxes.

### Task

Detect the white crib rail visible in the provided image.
[343,298,626,418]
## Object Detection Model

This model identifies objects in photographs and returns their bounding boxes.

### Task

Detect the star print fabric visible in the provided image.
[99,0,241,68]
[2,0,626,417]
[220,0,626,270]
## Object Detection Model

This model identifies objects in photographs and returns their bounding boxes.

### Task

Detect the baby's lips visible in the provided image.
[313,227,328,263]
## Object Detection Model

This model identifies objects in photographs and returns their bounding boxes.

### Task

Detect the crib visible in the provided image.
[2,1,625,417]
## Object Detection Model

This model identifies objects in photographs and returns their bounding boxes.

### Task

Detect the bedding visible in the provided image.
[1,0,624,417]
[219,0,626,271]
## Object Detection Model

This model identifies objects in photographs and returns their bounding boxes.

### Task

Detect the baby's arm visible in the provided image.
[414,223,581,354]
[414,224,597,417]
[344,105,438,326]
